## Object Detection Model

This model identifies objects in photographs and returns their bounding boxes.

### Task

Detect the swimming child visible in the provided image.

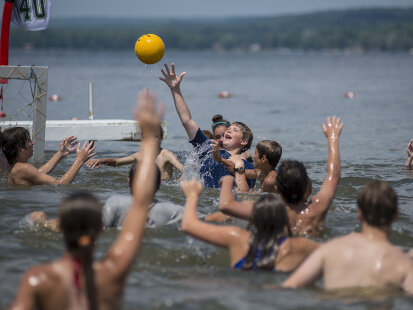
[86,126,183,180]
[8,89,163,310]
[219,116,343,236]
[159,63,255,190]
[181,179,318,271]
[0,130,95,185]
[283,181,413,292]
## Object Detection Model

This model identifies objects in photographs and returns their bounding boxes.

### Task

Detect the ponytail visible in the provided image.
[78,235,97,310]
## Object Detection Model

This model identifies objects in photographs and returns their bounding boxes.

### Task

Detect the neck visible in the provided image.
[360,223,390,242]
[260,164,273,177]
[224,146,242,156]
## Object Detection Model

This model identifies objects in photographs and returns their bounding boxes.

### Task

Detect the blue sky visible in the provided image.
[46,0,413,18]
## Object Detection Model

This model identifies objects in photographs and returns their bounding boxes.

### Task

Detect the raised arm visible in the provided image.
[311,116,343,215]
[405,139,413,169]
[103,89,162,281]
[164,150,184,173]
[159,63,199,140]
[218,175,254,220]
[282,246,324,288]
[181,179,244,249]
[39,136,78,174]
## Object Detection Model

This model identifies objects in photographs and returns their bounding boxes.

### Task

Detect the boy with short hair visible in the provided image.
[283,181,413,293]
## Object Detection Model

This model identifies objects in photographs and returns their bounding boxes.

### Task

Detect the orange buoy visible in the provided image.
[218,91,231,99]
[135,34,165,65]
[0,111,6,118]
[48,94,61,101]
[344,91,355,99]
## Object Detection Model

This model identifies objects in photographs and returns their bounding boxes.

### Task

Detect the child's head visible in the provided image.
[251,194,289,237]
[230,121,253,152]
[255,140,282,169]
[59,191,103,253]
[243,194,290,270]
[211,114,230,146]
[357,181,398,228]
[0,127,32,165]
[276,160,309,204]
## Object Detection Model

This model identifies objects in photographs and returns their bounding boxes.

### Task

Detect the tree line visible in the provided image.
[10,8,413,51]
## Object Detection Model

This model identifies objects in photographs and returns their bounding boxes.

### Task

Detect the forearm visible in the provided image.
[234,173,250,193]
[171,88,198,139]
[39,152,64,174]
[55,159,83,184]
[217,157,235,174]
[181,195,201,233]
[133,138,159,207]
[326,139,341,181]
[113,156,137,166]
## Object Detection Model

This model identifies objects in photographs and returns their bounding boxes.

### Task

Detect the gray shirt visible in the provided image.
[102,195,183,229]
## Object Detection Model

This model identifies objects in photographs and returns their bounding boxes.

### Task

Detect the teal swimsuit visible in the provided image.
[233,236,287,270]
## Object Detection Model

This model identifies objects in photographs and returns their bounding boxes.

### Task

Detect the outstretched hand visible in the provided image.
[211,140,222,162]
[76,141,96,163]
[86,158,102,169]
[159,63,186,91]
[181,179,203,198]
[134,89,165,139]
[59,136,78,157]
[322,116,344,141]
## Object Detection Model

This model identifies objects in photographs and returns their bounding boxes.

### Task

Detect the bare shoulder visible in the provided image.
[160,148,177,159]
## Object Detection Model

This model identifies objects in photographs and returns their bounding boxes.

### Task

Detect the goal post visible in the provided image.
[0,65,48,163]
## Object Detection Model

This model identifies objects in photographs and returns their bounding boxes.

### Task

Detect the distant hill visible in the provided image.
[10,8,413,51]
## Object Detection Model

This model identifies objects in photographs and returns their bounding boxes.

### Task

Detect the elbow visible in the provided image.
[218,200,230,214]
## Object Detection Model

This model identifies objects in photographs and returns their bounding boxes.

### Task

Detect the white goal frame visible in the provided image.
[0,65,48,163]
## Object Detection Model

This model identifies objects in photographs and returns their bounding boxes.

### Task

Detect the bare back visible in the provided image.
[321,233,413,290]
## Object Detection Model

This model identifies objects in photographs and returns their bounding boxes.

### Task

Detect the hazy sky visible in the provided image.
[47,0,413,18]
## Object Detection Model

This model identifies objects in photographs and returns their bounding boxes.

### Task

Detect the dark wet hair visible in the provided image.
[256,140,282,168]
[202,130,214,139]
[276,160,308,204]
[211,114,230,132]
[357,181,398,228]
[129,163,161,193]
[59,191,102,310]
[243,194,291,270]
[0,127,31,165]
[232,121,253,152]
[159,125,164,142]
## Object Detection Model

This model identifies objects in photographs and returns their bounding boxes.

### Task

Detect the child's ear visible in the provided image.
[262,155,267,163]
[357,209,364,222]
[240,139,248,146]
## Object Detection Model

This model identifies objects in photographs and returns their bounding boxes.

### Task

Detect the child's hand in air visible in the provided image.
[322,116,344,142]
[181,179,203,198]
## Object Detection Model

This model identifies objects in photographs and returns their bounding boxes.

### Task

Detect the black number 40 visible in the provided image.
[19,0,46,21]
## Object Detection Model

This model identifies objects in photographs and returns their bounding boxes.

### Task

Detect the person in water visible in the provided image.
[283,180,413,293]
[28,163,183,231]
[405,139,413,169]
[181,178,318,271]
[213,139,282,193]
[0,128,95,185]
[159,63,255,191]
[86,126,184,180]
[219,116,343,236]
[8,89,163,310]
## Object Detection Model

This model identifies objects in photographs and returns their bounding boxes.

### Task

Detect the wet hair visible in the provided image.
[232,121,253,152]
[357,181,398,228]
[276,160,308,204]
[243,194,291,270]
[59,191,102,310]
[0,127,31,165]
[202,130,214,139]
[211,114,230,133]
[256,140,282,168]
[129,163,161,193]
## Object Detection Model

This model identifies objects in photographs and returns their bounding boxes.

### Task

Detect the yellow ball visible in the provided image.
[135,34,165,65]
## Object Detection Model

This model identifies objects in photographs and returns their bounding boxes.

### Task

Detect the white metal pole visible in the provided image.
[89,82,94,120]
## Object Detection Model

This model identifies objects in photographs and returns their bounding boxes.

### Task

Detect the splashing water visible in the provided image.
[181,140,215,184]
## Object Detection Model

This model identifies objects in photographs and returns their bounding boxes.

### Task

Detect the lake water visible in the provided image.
[1,48,413,309]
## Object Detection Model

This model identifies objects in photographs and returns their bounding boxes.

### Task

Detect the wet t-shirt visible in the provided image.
[189,128,255,189]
